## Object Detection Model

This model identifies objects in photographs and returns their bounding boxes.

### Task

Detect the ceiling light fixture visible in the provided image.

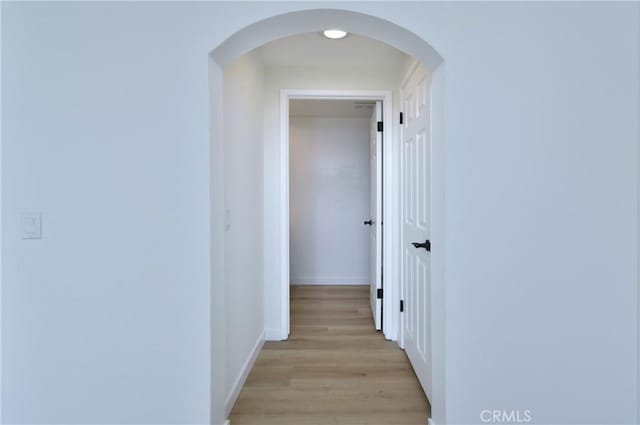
[323,29,348,39]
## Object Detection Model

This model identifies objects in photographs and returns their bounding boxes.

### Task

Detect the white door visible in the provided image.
[401,65,432,400]
[369,101,383,330]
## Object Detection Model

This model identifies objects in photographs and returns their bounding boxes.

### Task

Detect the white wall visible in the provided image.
[432,3,639,423]
[222,53,264,410]
[289,116,370,285]
[2,3,215,424]
[2,2,638,425]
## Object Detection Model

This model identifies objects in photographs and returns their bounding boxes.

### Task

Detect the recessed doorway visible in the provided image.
[280,90,393,339]
[288,98,384,331]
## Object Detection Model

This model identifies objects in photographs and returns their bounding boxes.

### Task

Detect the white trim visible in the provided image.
[225,330,265,418]
[280,89,396,342]
[637,27,640,423]
[381,87,398,341]
[265,327,285,341]
[398,67,409,351]
[280,91,291,340]
[637,22,640,423]
[282,89,392,100]
[0,2,3,422]
[428,418,437,425]
[290,278,368,285]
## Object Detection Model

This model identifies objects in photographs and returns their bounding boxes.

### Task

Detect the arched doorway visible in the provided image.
[208,9,445,425]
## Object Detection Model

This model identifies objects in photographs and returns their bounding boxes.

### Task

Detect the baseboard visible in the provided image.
[290,277,368,285]
[428,417,437,425]
[225,330,265,418]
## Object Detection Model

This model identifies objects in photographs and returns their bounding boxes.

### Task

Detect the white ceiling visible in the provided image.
[253,32,410,68]
[290,99,376,118]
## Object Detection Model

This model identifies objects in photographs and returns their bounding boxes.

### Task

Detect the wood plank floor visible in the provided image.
[229,285,430,425]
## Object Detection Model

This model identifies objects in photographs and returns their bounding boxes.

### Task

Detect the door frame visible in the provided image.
[279,89,398,340]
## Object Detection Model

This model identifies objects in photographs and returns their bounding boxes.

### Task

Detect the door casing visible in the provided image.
[369,100,383,330]
[279,89,397,340]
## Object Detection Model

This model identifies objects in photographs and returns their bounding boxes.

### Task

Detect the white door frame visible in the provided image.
[279,89,398,340]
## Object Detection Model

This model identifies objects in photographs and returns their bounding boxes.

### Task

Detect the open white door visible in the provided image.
[369,101,383,330]
[401,64,432,400]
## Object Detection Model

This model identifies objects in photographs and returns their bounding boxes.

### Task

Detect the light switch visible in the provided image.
[21,212,42,239]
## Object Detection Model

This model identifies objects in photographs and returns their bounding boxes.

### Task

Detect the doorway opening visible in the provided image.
[282,91,393,338]
[208,9,445,425]
[287,97,385,331]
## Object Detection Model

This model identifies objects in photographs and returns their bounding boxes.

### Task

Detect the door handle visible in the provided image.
[364,220,373,226]
[411,240,431,252]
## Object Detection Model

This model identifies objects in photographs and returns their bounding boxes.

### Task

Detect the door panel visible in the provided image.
[369,101,383,330]
[401,65,432,400]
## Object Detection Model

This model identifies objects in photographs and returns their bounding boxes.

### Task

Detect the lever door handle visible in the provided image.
[411,240,431,251]
[364,220,373,226]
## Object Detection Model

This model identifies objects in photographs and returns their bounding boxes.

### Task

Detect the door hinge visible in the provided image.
[400,300,404,312]
[377,121,383,132]
[377,288,383,299]
[400,112,404,125]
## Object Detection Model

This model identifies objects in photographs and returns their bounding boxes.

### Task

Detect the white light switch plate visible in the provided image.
[21,212,42,239]
[225,209,231,231]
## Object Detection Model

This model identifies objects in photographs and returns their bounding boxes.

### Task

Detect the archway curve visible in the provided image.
[208,8,446,425]
[210,8,443,69]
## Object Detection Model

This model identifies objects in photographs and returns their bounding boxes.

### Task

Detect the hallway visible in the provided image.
[229,286,430,424]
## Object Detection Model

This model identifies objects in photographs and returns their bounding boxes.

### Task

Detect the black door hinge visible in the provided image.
[377,288,383,299]
[400,300,404,312]
[377,121,383,132]
[400,112,404,125]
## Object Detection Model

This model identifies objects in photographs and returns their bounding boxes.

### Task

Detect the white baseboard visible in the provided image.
[225,330,265,418]
[265,327,287,341]
[291,277,368,285]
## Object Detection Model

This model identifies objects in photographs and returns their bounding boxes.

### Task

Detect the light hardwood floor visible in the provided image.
[229,285,430,425]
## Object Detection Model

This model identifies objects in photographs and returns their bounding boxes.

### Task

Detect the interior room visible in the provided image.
[3,4,638,425]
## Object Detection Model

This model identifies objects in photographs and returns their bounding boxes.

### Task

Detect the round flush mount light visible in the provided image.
[323,29,348,39]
